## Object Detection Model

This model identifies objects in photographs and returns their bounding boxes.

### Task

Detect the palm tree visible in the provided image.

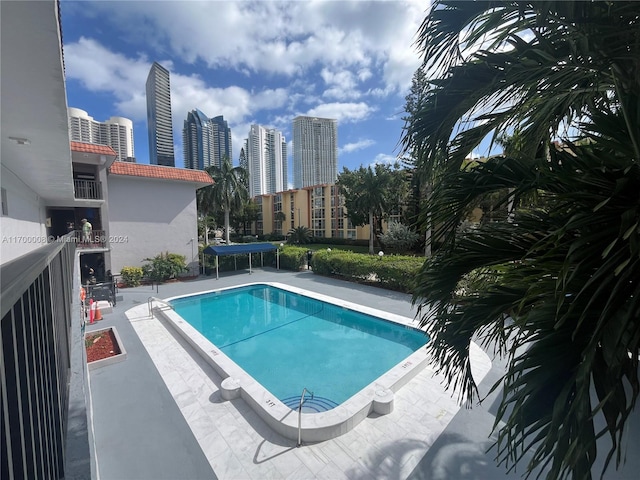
[287,226,311,245]
[196,173,217,245]
[274,211,287,235]
[337,164,405,255]
[403,2,640,479]
[206,156,248,244]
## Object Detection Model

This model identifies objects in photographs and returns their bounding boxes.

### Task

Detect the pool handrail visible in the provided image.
[148,296,174,317]
[297,388,314,447]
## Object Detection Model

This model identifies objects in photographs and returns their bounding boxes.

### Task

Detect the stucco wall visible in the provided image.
[107,175,199,275]
[0,164,47,264]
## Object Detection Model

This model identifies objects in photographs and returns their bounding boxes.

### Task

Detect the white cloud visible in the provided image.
[339,139,375,154]
[303,102,374,123]
[371,153,399,166]
[65,36,292,160]
[72,0,423,96]
[64,37,152,120]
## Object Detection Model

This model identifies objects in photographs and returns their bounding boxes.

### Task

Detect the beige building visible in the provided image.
[253,184,375,241]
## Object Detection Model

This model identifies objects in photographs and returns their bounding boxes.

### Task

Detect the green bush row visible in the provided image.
[278,246,309,270]
[198,244,309,274]
[311,250,424,293]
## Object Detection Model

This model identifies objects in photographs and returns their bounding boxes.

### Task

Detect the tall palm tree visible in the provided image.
[403,2,640,479]
[274,211,287,235]
[196,173,217,245]
[337,164,404,255]
[206,156,248,244]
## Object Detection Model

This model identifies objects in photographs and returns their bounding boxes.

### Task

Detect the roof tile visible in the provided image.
[70,141,117,157]
[108,162,213,185]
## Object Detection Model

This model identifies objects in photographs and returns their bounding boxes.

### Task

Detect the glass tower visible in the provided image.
[146,62,175,166]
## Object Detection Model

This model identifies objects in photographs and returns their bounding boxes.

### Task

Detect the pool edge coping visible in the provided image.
[156,282,435,443]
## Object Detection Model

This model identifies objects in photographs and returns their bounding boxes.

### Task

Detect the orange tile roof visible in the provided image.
[108,162,213,186]
[70,141,117,157]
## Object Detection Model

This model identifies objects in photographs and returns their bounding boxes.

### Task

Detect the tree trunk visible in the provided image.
[369,210,375,255]
[224,209,231,244]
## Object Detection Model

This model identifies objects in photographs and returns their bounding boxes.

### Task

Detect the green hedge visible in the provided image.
[311,250,424,293]
[278,245,309,270]
[310,236,370,247]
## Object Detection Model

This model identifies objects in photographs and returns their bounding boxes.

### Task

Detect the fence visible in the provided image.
[1,235,91,479]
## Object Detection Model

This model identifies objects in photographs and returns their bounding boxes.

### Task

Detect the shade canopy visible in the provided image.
[203,243,277,256]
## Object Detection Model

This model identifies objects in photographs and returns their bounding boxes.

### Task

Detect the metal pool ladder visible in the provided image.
[148,296,174,317]
[297,387,314,447]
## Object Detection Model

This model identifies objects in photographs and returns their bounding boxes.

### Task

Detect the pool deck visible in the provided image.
[86,268,640,480]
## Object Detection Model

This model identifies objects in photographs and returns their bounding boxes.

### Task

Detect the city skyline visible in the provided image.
[60,0,439,187]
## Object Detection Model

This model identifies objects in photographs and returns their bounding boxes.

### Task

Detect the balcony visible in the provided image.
[74,179,103,200]
[75,229,108,249]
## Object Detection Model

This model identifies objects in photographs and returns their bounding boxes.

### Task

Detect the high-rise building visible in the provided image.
[292,116,337,188]
[210,115,232,167]
[247,125,287,197]
[182,111,232,170]
[183,109,214,170]
[68,107,135,162]
[146,62,175,166]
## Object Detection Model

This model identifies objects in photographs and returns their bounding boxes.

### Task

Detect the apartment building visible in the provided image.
[253,184,369,241]
[68,107,136,162]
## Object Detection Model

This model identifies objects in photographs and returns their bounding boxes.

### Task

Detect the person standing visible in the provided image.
[81,218,92,243]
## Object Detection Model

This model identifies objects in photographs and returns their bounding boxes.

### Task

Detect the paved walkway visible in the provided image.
[86,268,640,480]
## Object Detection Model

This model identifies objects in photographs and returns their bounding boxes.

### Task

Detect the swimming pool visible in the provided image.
[157,282,431,442]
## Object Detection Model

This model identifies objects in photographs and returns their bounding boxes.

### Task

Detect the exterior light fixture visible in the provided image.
[8,136,30,145]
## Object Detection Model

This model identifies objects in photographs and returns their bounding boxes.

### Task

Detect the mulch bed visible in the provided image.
[86,329,120,363]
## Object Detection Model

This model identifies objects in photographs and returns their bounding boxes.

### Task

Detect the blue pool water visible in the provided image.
[170,284,428,410]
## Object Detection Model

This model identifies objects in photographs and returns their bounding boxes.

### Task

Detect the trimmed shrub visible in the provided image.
[120,266,144,287]
[311,250,424,293]
[142,252,188,282]
[279,245,309,270]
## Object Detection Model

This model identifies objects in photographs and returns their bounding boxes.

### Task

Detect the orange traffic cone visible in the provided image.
[94,302,103,321]
[89,299,95,324]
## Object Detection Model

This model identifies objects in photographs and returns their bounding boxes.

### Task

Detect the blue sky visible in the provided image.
[60,0,434,185]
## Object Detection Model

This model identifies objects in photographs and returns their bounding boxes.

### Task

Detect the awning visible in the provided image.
[203,243,277,256]
[202,243,278,279]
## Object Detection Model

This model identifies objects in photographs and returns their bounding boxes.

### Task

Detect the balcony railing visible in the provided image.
[1,233,91,479]
[74,229,107,248]
[74,179,102,200]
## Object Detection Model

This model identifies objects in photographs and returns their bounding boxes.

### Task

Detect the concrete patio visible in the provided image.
[85,268,639,480]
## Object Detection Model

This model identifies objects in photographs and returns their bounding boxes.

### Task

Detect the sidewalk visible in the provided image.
[85,268,639,480]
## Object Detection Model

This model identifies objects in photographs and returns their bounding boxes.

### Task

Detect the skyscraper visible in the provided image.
[146,62,175,166]
[68,107,135,162]
[210,115,232,167]
[183,111,232,170]
[247,125,287,197]
[183,109,214,170]
[292,116,338,188]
